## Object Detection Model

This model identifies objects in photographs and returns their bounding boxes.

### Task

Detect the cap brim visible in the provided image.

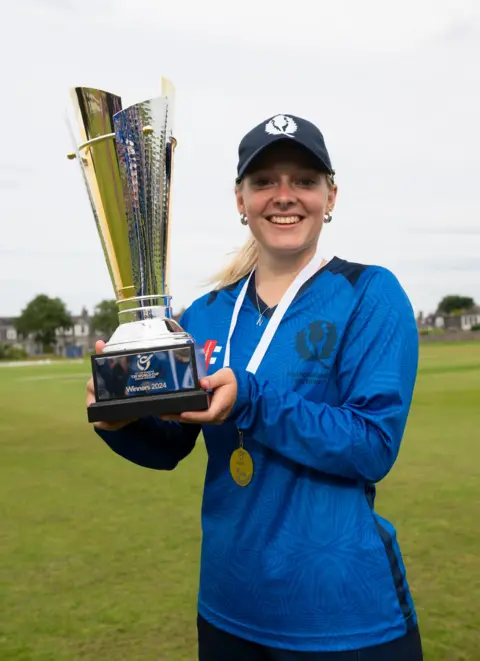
[237,136,333,180]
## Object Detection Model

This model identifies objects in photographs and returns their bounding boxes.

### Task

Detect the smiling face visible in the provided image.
[235,141,337,261]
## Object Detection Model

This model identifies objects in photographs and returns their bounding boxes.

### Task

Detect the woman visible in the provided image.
[88,113,423,660]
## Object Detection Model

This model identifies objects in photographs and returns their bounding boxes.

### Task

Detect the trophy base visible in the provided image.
[87,389,209,423]
[88,324,210,423]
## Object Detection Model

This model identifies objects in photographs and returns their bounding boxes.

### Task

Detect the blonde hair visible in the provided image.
[210,173,336,290]
[209,234,259,290]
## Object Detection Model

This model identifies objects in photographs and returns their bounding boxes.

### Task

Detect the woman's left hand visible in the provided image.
[159,368,238,425]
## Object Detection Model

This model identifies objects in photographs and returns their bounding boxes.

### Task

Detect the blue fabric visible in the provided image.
[95,257,419,653]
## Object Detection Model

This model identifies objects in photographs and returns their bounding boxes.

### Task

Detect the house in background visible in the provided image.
[0,307,104,358]
[55,307,103,358]
[417,304,480,332]
[0,317,43,355]
[459,305,480,331]
[0,318,19,344]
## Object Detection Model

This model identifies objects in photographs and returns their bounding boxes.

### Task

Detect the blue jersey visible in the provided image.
[95,257,419,652]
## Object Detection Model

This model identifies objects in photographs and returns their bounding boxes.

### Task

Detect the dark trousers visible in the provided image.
[197,614,423,661]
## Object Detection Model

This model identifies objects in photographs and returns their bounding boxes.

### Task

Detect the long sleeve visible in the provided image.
[95,417,201,471]
[93,306,201,471]
[229,269,419,483]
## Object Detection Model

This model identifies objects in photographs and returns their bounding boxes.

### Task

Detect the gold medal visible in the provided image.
[230,432,254,487]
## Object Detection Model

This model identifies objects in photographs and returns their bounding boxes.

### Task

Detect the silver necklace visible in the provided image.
[255,290,272,326]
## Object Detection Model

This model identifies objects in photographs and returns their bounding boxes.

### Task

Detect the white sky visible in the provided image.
[1,0,479,318]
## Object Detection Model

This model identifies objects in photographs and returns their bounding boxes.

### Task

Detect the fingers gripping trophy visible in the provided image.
[66,79,209,423]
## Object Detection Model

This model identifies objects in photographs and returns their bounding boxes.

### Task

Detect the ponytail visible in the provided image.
[209,235,258,290]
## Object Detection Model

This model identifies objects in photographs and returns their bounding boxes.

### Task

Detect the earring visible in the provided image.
[324,210,333,224]
[240,213,248,226]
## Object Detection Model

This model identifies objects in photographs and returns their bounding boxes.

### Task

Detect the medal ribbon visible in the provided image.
[223,249,327,375]
[224,248,328,487]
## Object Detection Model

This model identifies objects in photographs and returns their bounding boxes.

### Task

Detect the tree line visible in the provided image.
[10,295,119,353]
[5,293,478,355]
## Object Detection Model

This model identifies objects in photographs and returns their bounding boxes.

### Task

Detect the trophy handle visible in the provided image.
[66,126,155,160]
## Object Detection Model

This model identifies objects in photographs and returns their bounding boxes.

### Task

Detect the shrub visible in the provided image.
[0,344,29,361]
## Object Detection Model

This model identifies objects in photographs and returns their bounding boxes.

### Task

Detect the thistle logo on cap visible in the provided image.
[265,115,298,137]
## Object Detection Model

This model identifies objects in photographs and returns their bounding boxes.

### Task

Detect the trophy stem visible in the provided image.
[103,303,191,354]
[117,294,174,324]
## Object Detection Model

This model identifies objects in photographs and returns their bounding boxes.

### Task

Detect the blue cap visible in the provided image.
[236,114,335,180]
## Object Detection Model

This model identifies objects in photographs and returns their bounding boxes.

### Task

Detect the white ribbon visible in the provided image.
[223,250,328,375]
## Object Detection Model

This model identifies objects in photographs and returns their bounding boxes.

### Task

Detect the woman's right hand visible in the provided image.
[86,340,137,431]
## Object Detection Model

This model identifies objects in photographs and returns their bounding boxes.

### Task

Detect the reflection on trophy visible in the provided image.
[66,79,209,423]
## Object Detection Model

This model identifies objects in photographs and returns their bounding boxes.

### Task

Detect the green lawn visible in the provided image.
[0,343,479,660]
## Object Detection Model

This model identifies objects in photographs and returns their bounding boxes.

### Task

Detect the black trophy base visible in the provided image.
[87,389,209,424]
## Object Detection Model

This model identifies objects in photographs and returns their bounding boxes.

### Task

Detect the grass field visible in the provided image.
[1,343,479,661]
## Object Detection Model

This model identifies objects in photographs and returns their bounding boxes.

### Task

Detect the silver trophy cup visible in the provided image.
[66,79,209,423]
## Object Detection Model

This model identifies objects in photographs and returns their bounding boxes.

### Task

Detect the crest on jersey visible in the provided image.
[265,115,298,137]
[295,321,337,367]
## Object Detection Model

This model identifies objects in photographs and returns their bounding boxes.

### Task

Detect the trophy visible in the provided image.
[66,79,209,423]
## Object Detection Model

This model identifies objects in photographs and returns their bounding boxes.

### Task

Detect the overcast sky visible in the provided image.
[1,0,479,319]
